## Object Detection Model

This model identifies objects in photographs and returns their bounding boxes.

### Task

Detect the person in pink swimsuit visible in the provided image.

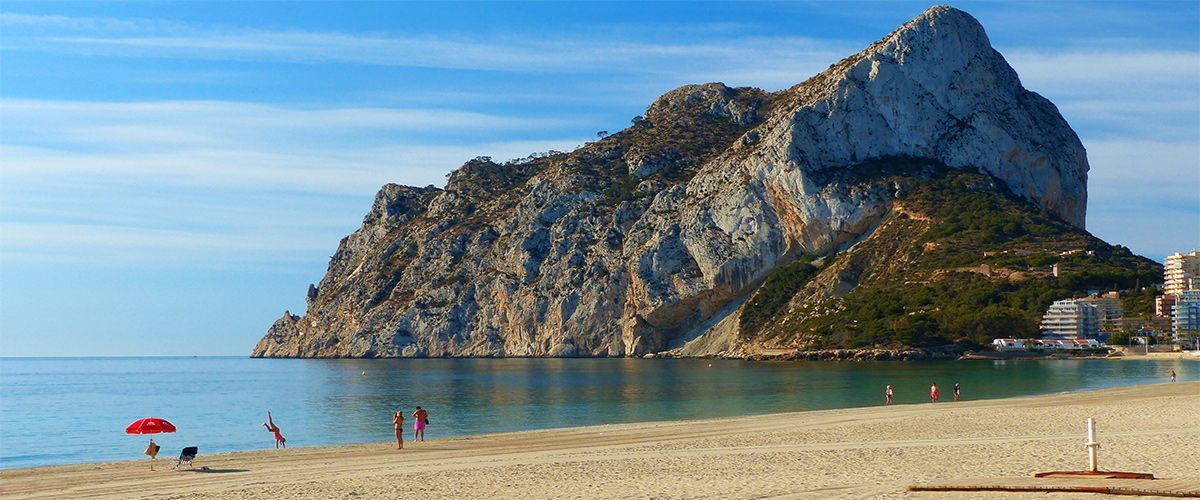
[930,383,940,403]
[263,411,286,448]
[412,406,429,442]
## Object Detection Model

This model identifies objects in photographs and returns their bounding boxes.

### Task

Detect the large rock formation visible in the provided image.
[252,6,1095,358]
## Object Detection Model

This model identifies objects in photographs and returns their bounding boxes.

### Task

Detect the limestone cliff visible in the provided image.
[252,6,1099,358]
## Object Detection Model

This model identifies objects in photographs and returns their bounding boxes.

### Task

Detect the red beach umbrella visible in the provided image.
[125,417,176,435]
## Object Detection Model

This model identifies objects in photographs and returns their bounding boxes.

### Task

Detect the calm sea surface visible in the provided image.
[0,356,1194,469]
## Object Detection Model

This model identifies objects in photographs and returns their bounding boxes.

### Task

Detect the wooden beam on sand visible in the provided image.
[909,478,1200,497]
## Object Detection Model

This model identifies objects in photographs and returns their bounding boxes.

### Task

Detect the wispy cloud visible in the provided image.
[6,11,1196,133]
[0,11,186,32]
[1006,49,1200,140]
[0,96,590,266]
[1,10,1196,266]
[0,99,570,149]
[1,12,843,78]
[1,141,586,195]
[1084,138,1200,259]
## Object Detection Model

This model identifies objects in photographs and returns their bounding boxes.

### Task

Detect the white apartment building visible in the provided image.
[1164,250,1200,297]
[1040,299,1101,339]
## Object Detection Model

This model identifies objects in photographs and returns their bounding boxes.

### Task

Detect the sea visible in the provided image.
[0,356,1194,469]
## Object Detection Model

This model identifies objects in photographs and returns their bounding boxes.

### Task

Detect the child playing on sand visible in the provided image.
[263,411,286,448]
[884,385,894,405]
[930,383,939,403]
[393,410,404,449]
[413,406,429,442]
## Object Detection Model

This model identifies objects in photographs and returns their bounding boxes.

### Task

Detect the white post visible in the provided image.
[1085,418,1100,472]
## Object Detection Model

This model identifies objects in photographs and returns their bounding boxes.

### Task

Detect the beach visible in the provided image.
[2,381,1196,499]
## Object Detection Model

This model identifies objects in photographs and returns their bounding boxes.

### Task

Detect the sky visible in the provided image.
[0,1,1197,357]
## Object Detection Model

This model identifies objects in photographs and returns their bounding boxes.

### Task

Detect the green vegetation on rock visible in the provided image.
[750,166,1161,350]
[739,254,819,337]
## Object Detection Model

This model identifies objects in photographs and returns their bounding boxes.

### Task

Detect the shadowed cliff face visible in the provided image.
[252,6,1093,358]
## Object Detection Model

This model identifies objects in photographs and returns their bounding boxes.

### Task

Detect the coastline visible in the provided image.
[2,381,1196,499]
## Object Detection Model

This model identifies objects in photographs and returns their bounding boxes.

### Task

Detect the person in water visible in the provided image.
[413,406,429,442]
[930,383,940,403]
[393,410,405,449]
[263,411,286,448]
[953,383,961,401]
[884,385,894,405]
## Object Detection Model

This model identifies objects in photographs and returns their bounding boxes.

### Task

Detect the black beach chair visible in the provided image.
[173,446,198,469]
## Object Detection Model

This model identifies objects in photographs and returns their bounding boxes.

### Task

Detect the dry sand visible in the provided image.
[1115,349,1200,361]
[2,382,1197,499]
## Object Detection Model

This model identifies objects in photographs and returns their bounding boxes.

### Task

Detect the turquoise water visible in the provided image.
[0,357,1194,469]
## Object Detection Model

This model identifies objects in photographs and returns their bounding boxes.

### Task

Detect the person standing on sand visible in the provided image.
[263,411,286,449]
[884,385,894,405]
[144,438,159,470]
[930,383,939,403]
[1170,370,1176,382]
[953,383,961,401]
[413,406,429,442]
[393,410,404,449]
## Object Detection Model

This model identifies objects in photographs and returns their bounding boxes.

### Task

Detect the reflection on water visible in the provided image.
[0,356,1194,468]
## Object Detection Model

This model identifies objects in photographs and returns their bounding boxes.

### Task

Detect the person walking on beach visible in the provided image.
[930,383,940,403]
[413,406,429,442]
[263,411,286,449]
[1170,370,1176,382]
[884,385,894,405]
[953,383,961,401]
[393,410,405,449]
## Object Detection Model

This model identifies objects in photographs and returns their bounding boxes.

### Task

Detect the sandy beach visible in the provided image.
[1114,349,1200,360]
[2,382,1196,499]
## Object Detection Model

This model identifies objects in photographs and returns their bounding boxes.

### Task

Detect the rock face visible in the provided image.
[251,6,1091,358]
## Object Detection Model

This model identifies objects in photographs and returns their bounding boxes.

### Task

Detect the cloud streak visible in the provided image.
[5,11,1196,134]
[0,97,591,266]
[1,10,1196,264]
[0,99,571,148]
[2,12,845,79]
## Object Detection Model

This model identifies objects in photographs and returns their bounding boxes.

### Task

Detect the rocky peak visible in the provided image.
[771,4,1087,227]
[443,157,541,196]
[252,6,1100,360]
[887,6,993,60]
[645,83,768,128]
[364,183,441,227]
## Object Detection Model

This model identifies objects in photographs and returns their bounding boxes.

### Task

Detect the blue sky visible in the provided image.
[1,1,1197,356]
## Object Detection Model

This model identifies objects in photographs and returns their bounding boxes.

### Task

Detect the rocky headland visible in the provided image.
[252,6,1158,359]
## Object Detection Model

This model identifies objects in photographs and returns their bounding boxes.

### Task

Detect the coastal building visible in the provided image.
[1164,250,1200,296]
[993,338,1102,351]
[1146,314,1174,334]
[1156,295,1176,318]
[992,338,1026,351]
[1172,290,1200,338]
[1040,299,1101,339]
[1078,291,1123,328]
[1039,339,1102,350]
[998,338,1099,347]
